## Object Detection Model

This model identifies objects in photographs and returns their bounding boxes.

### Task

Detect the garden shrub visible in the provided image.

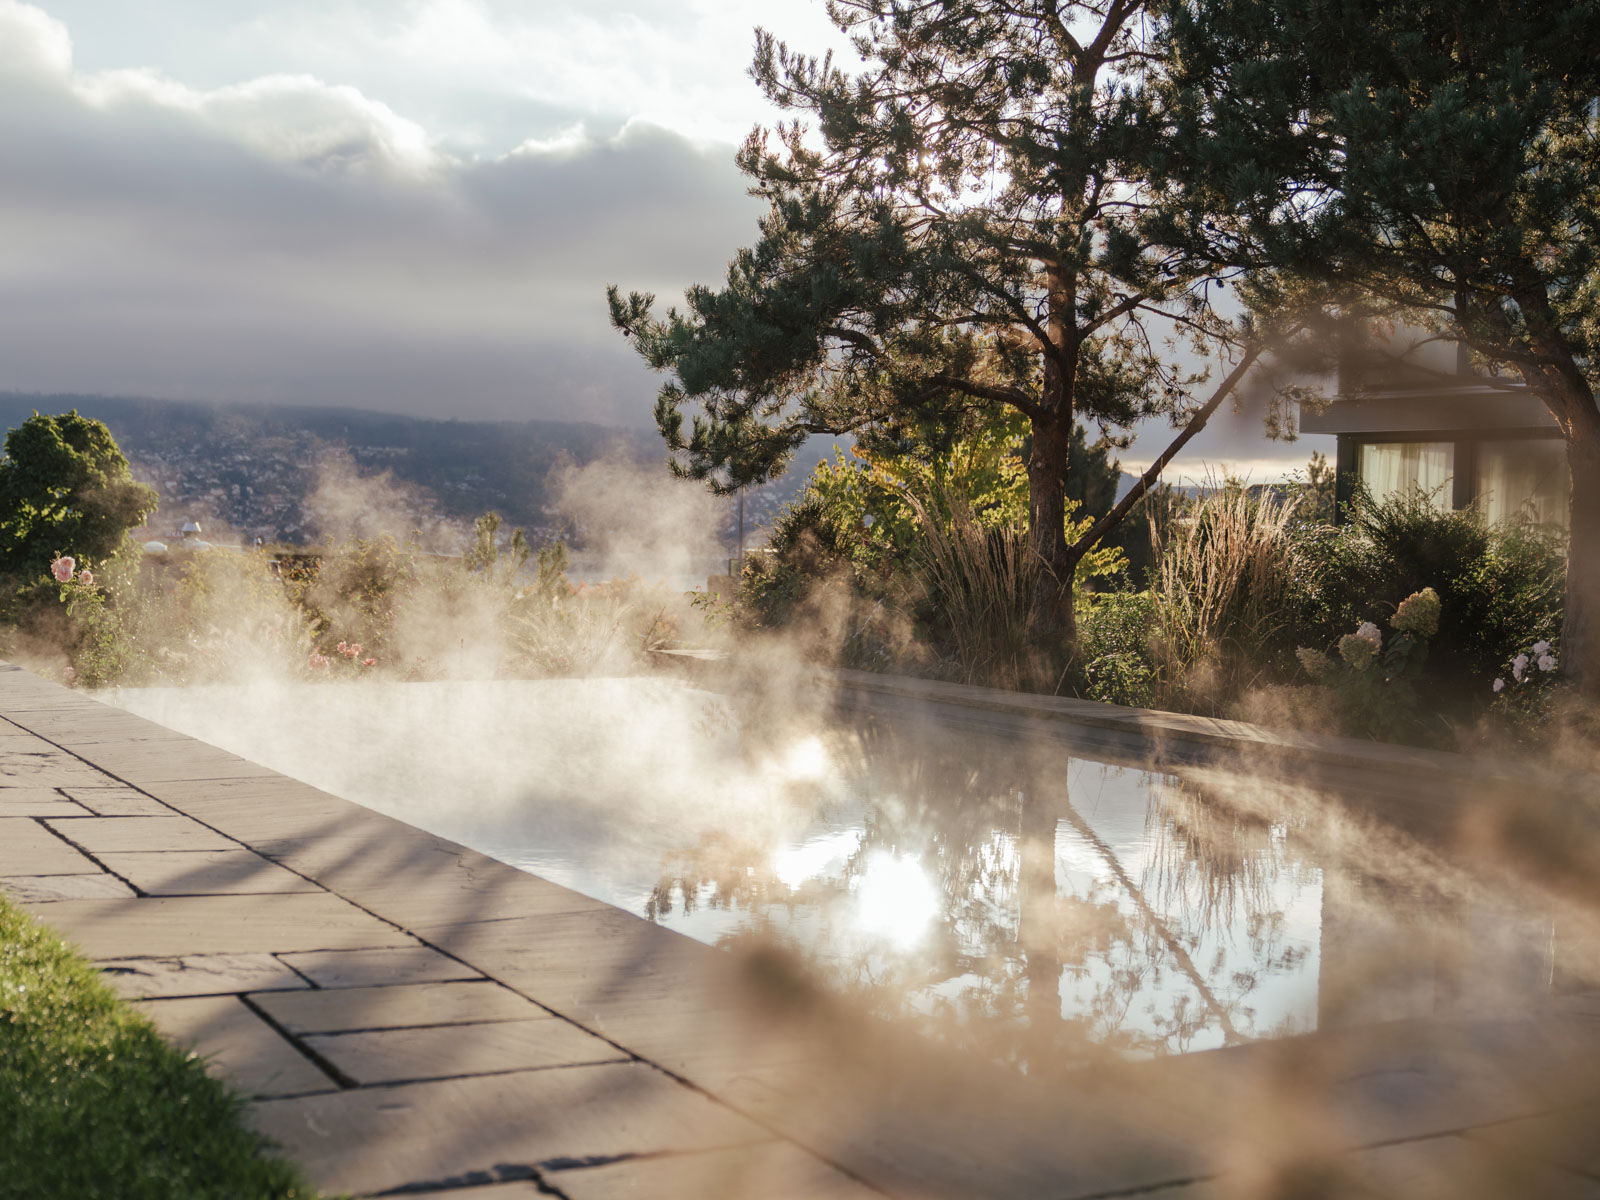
[1076,589,1158,707]
[1287,488,1565,721]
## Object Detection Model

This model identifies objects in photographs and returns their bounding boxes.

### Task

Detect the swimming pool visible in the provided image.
[106,677,1568,1061]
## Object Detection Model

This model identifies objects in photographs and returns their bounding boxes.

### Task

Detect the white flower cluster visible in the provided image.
[1494,640,1557,693]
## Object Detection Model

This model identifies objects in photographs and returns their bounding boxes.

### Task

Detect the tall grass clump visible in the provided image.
[905,487,1036,690]
[1149,483,1302,712]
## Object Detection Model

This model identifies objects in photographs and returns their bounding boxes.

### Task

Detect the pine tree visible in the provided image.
[609,0,1278,652]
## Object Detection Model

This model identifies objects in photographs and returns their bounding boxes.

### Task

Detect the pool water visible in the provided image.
[107,678,1572,1060]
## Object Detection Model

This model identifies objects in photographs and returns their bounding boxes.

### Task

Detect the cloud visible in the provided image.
[0,0,762,423]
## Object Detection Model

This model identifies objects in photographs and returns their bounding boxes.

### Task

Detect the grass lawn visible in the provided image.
[0,893,321,1200]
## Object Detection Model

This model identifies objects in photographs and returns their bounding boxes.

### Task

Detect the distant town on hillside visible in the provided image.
[0,393,828,551]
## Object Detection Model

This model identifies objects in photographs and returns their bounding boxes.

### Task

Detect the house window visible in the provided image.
[1358,441,1455,509]
[1476,439,1568,529]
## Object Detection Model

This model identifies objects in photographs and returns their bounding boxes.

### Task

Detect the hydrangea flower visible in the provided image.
[1512,653,1529,682]
[1295,646,1334,680]
[1391,588,1441,638]
[1338,632,1378,670]
[1492,677,1505,693]
[1355,621,1382,649]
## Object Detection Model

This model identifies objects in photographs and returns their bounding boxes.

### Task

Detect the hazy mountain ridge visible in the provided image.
[0,393,825,549]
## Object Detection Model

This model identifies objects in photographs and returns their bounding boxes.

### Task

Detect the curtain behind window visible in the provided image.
[1358,442,1454,509]
[1477,440,1568,529]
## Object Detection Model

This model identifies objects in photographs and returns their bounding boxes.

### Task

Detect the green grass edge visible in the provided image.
[0,892,326,1200]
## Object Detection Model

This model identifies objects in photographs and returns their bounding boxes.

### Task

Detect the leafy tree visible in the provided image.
[609,0,1280,650]
[0,411,157,578]
[1156,0,1600,695]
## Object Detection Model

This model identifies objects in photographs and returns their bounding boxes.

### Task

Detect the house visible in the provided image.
[1299,333,1569,528]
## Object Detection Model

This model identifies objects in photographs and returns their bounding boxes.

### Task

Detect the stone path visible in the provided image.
[3,659,1600,1199]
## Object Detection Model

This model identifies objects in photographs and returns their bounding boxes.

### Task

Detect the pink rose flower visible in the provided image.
[362,657,376,667]
[308,652,330,669]
[78,569,94,587]
[50,556,75,583]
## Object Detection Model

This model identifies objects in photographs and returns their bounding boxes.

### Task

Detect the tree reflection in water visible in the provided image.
[641,715,1570,1067]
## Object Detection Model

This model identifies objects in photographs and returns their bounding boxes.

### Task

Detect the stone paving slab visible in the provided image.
[70,741,281,783]
[279,946,485,988]
[255,833,617,930]
[0,790,90,817]
[59,786,173,815]
[98,849,323,895]
[0,817,100,875]
[303,1018,629,1085]
[0,755,117,787]
[20,893,417,958]
[2,873,135,901]
[247,1062,773,1196]
[251,980,545,1035]
[46,814,238,853]
[98,953,314,999]
[551,1144,884,1200]
[136,994,338,1099]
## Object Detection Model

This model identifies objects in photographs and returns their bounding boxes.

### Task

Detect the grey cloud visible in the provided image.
[0,21,761,423]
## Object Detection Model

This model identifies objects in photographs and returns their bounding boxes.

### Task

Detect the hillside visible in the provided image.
[0,393,829,549]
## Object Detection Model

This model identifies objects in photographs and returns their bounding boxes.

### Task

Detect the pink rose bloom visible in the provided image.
[362,657,376,667]
[50,556,75,583]
[78,569,93,587]
[308,652,330,669]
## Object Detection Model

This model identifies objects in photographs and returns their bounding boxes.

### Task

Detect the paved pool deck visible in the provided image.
[3,658,1600,1199]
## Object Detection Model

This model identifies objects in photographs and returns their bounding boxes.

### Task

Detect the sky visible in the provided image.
[0,0,1329,481]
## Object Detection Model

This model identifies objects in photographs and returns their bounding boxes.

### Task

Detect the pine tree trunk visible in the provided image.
[1027,411,1076,648]
[1563,415,1600,700]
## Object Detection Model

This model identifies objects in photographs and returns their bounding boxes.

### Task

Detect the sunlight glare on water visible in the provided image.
[774,829,863,890]
[854,851,941,948]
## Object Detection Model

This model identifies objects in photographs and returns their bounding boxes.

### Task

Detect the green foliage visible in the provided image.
[1288,489,1565,704]
[1077,590,1159,707]
[0,895,315,1199]
[741,413,1127,683]
[464,511,531,582]
[0,411,156,579]
[1289,451,1337,528]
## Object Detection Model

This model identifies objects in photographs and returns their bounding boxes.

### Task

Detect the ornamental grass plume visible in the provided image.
[1391,587,1440,638]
